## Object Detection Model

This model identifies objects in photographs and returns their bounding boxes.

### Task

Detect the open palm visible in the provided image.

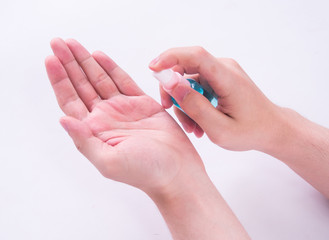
[45,38,203,193]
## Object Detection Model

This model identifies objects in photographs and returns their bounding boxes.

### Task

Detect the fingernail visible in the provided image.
[173,85,191,102]
[153,69,181,91]
[60,120,69,132]
[149,56,160,66]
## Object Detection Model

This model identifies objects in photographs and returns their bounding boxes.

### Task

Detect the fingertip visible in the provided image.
[174,106,196,133]
[92,50,106,62]
[59,117,70,132]
[149,56,160,70]
[92,50,105,58]
[159,85,173,108]
[50,37,63,47]
[64,38,82,50]
[44,55,63,78]
[163,102,173,109]
[64,38,76,44]
[149,56,174,71]
[183,120,196,134]
[194,124,204,138]
[92,50,115,65]
[149,63,161,71]
[161,95,173,109]
[182,122,192,133]
[50,38,68,56]
[44,55,56,65]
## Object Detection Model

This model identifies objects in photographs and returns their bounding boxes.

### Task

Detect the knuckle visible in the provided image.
[225,58,240,68]
[74,142,83,152]
[208,133,219,144]
[95,72,109,85]
[99,168,112,179]
[61,94,79,109]
[161,47,178,60]
[208,131,227,148]
[192,46,207,57]
[120,76,132,89]
[206,115,233,148]
[80,56,92,66]
[99,169,111,179]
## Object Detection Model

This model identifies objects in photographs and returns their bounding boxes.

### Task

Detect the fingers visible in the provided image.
[149,46,216,74]
[65,39,119,99]
[174,107,204,138]
[149,47,234,139]
[92,51,144,96]
[45,56,89,119]
[160,85,173,108]
[158,73,200,109]
[194,124,204,138]
[149,46,230,96]
[174,107,195,133]
[158,65,185,109]
[170,83,232,140]
[50,38,100,111]
[59,116,119,178]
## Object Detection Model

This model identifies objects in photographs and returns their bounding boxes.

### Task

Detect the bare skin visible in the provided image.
[150,46,329,198]
[45,38,250,240]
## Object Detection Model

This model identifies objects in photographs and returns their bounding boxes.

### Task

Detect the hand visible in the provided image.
[149,47,280,152]
[45,39,205,195]
[45,40,251,239]
[149,47,329,198]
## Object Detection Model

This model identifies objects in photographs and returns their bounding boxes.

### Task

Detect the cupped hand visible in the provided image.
[45,39,204,195]
[149,47,281,152]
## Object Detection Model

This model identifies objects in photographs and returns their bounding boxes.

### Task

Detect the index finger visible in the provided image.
[149,47,230,96]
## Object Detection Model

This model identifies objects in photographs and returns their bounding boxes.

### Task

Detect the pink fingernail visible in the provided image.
[153,69,179,91]
[153,69,190,92]
[149,56,160,66]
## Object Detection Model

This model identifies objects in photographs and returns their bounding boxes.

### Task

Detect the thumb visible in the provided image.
[59,116,111,166]
[153,69,231,138]
[171,83,231,136]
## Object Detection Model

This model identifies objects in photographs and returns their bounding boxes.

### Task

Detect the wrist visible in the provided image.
[257,105,296,157]
[258,105,325,163]
[146,164,208,204]
[146,166,249,240]
[259,106,329,197]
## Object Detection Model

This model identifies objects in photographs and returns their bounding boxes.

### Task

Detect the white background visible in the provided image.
[0,0,329,239]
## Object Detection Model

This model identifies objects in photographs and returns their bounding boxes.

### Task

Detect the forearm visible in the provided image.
[148,169,250,240]
[264,107,329,197]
